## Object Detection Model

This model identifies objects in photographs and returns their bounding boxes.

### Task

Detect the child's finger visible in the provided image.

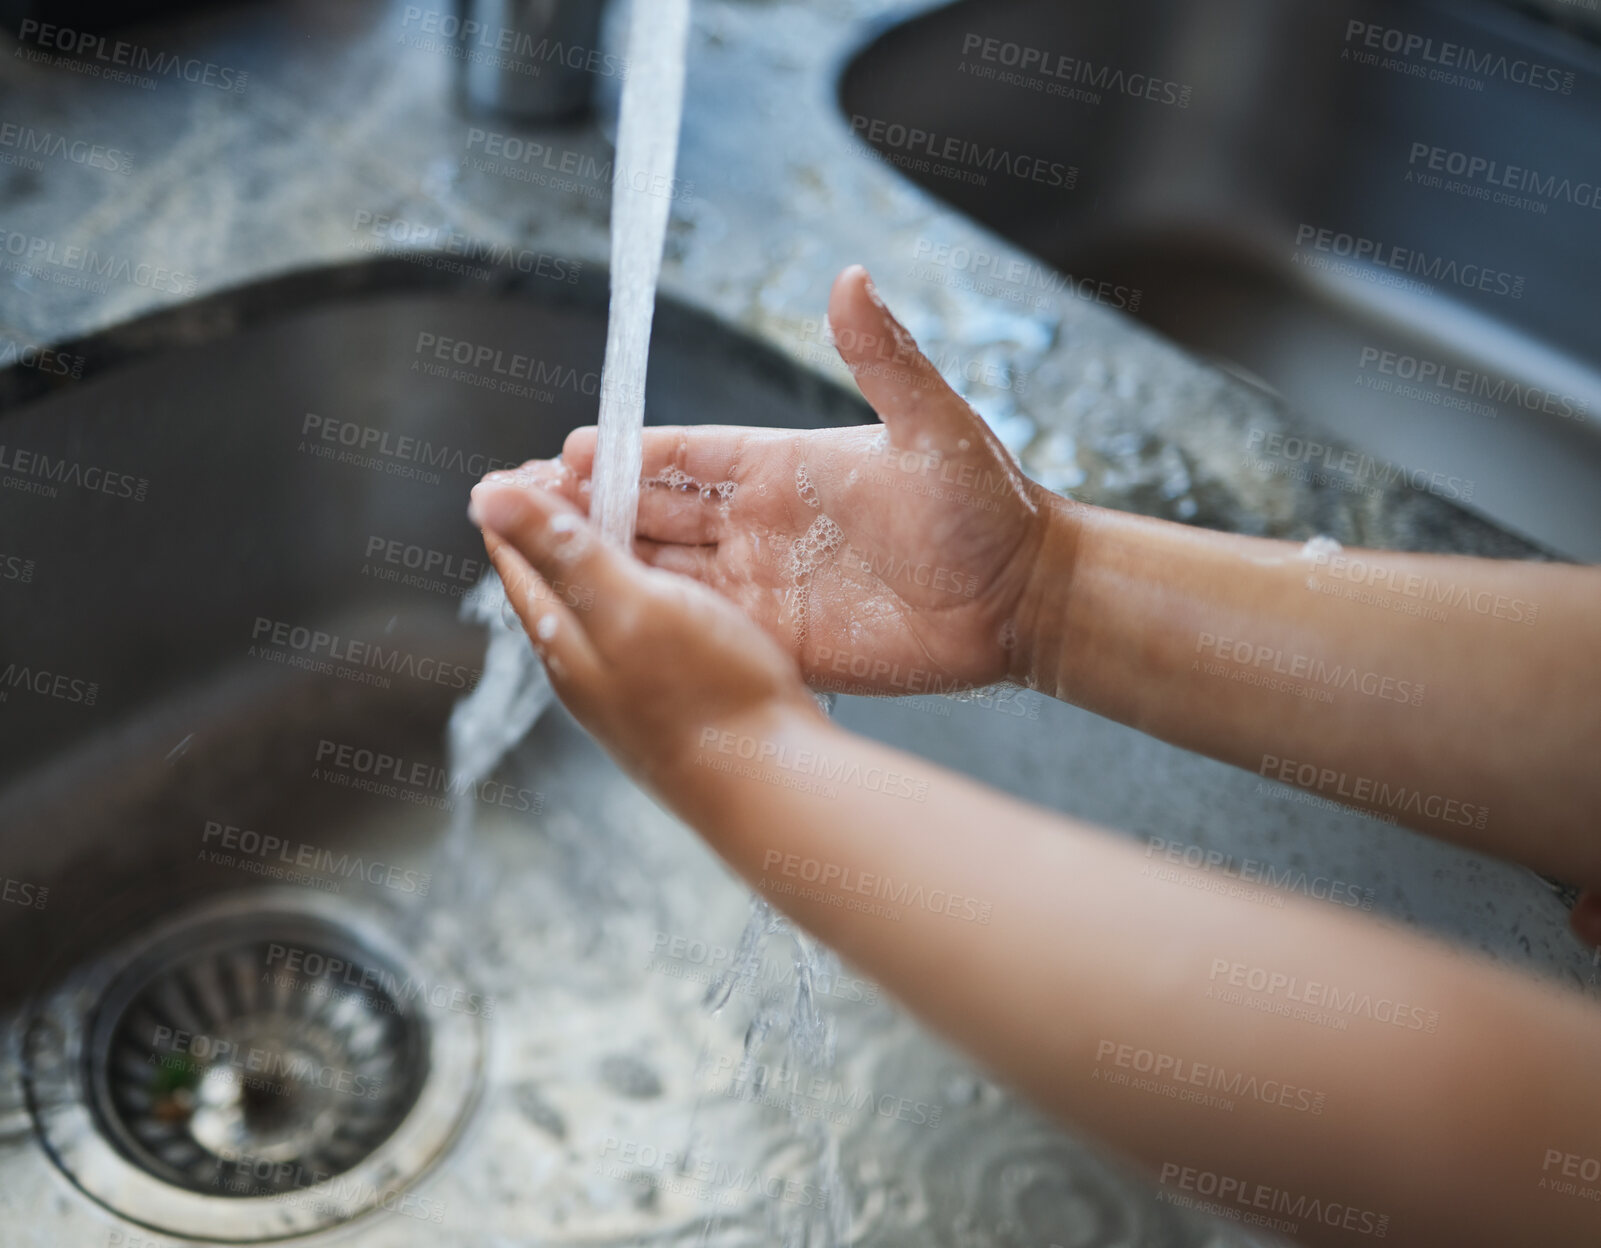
[636,538,719,581]
[482,533,602,685]
[631,482,731,544]
[563,423,788,491]
[479,458,588,511]
[827,264,985,450]
[565,426,779,545]
[470,481,639,654]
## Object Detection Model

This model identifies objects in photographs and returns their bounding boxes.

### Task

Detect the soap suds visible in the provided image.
[651,466,737,504]
[795,463,821,510]
[784,513,845,645]
[786,514,844,580]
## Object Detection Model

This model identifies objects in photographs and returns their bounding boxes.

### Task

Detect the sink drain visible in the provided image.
[97,934,428,1196]
[25,890,482,1241]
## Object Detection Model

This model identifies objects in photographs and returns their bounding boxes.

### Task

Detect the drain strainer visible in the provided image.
[24,890,482,1241]
[97,934,429,1197]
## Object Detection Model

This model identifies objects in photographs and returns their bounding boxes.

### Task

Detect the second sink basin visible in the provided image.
[841,0,1601,559]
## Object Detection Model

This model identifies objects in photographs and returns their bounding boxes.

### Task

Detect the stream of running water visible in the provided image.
[439,0,694,890]
[436,1,850,1237]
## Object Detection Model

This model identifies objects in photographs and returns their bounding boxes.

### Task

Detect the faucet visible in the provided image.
[455,0,611,121]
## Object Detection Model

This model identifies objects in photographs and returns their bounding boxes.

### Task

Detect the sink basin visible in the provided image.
[841,0,1601,559]
[0,261,1588,1244]
[0,258,872,1010]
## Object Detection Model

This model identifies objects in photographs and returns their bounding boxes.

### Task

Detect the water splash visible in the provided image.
[1299,534,1342,590]
[434,578,554,904]
[699,877,853,1242]
[1299,534,1343,561]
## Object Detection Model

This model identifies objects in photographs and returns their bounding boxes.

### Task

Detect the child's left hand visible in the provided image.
[470,469,824,793]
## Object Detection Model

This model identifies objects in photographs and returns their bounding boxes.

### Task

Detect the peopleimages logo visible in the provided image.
[313,738,543,815]
[0,227,198,295]
[855,550,979,598]
[201,821,432,895]
[1306,548,1540,627]
[698,728,931,802]
[848,115,1077,190]
[761,850,990,925]
[1243,427,1475,505]
[1407,142,1601,212]
[0,442,149,502]
[463,127,692,201]
[1194,632,1425,707]
[0,338,86,378]
[1357,345,1588,422]
[1207,959,1440,1032]
[1343,19,1573,95]
[808,644,974,697]
[1,876,47,909]
[0,553,36,583]
[0,660,98,706]
[148,1025,385,1100]
[910,238,1142,311]
[399,6,627,79]
[1259,754,1490,831]
[411,331,604,403]
[265,943,493,1019]
[1093,1039,1328,1114]
[349,210,583,283]
[249,617,481,691]
[1541,1149,1601,1201]
[299,412,519,486]
[1293,223,1524,300]
[14,20,250,92]
[1142,836,1375,910]
[959,33,1193,108]
[794,315,1032,396]
[0,121,133,174]
[1157,1163,1390,1239]
[212,1146,447,1223]
[363,535,484,594]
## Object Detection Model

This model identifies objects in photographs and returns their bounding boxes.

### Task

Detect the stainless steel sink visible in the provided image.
[840,0,1601,559]
[0,262,1589,1245]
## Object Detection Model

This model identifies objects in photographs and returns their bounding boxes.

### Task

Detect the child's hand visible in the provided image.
[469,475,824,790]
[553,266,1053,696]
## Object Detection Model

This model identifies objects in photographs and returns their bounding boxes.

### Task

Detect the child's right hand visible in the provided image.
[554,265,1058,696]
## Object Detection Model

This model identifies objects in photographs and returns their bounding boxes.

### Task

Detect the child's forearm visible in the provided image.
[665,706,1601,1248]
[1015,496,1601,883]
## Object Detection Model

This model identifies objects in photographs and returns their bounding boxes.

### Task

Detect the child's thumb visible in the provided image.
[827,265,985,452]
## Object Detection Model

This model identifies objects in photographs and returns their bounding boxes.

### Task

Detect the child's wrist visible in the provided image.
[662,696,837,816]
[1009,489,1089,700]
